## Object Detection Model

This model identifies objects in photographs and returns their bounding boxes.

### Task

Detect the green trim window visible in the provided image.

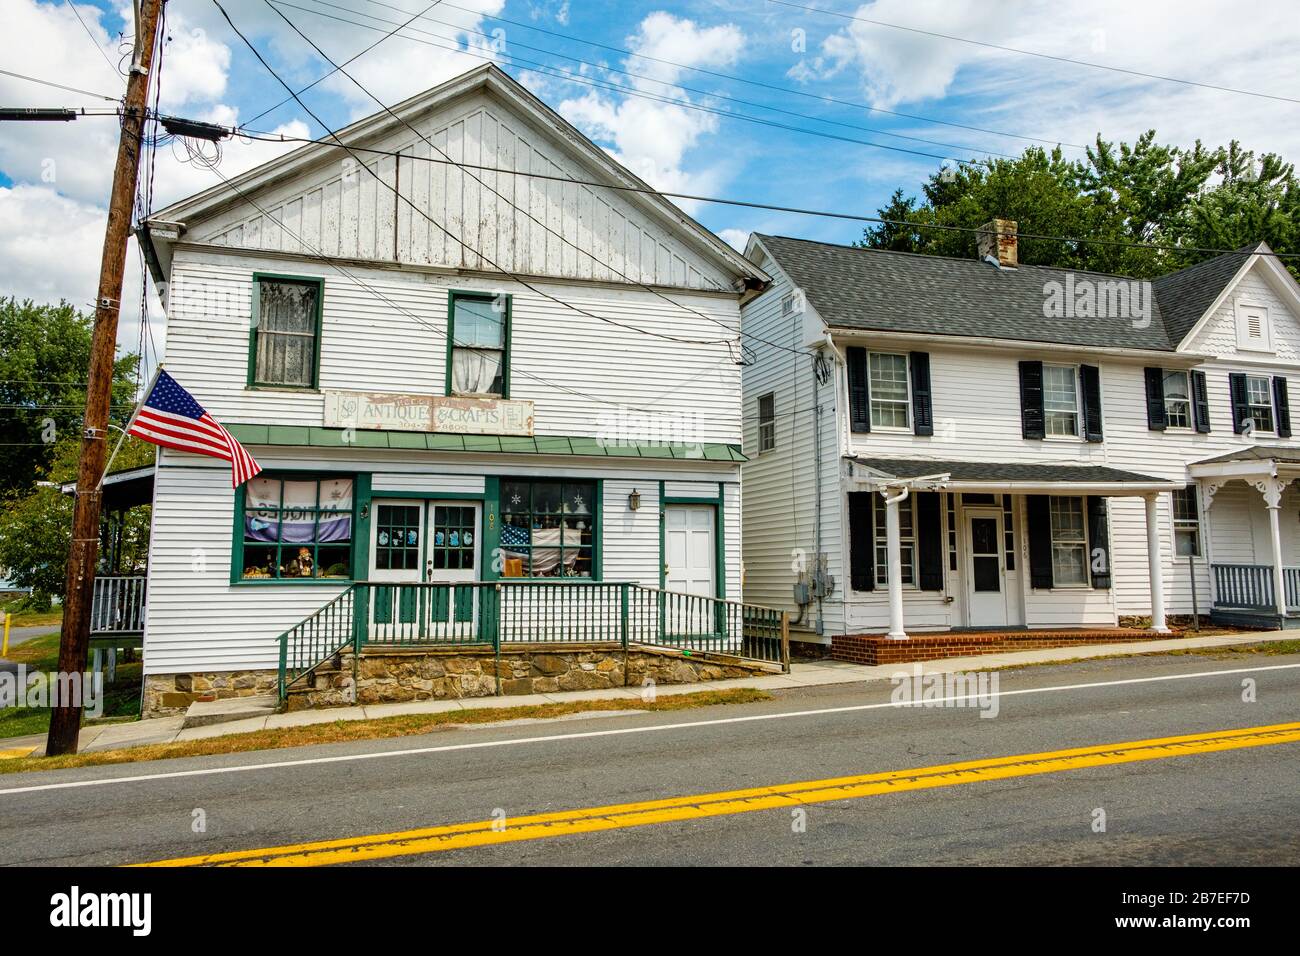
[249,274,323,389]
[240,475,353,580]
[500,479,595,578]
[373,503,420,571]
[446,291,510,398]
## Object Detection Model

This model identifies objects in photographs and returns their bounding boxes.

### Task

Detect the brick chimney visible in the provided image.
[977,219,1018,268]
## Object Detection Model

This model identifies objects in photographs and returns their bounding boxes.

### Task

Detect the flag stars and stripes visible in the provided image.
[127,370,262,487]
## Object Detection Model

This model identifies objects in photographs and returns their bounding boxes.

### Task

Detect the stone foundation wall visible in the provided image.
[142,670,279,717]
[289,643,776,711]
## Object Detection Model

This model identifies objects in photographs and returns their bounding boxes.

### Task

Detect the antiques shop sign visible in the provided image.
[324,390,535,436]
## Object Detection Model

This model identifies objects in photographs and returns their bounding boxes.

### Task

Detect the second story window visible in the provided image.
[448,292,509,398]
[250,275,322,389]
[1246,375,1275,433]
[1162,370,1191,428]
[758,392,775,452]
[869,352,910,429]
[1043,364,1079,437]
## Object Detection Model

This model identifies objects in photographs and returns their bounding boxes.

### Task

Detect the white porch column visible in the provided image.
[1257,478,1288,617]
[882,487,908,640]
[1144,493,1170,634]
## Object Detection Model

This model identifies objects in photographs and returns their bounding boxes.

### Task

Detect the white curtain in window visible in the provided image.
[452,347,503,396]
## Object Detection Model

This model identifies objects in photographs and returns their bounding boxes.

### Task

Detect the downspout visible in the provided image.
[823,332,850,459]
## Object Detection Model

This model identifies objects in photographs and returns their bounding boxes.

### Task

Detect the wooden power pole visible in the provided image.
[46,0,163,756]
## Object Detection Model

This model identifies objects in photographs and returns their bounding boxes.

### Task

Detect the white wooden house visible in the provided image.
[135,65,773,714]
[740,222,1300,654]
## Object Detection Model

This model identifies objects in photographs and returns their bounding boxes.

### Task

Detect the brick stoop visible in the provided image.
[831,629,1165,666]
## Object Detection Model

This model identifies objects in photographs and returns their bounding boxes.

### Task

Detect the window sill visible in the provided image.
[869,425,912,434]
[246,384,321,394]
[232,578,353,586]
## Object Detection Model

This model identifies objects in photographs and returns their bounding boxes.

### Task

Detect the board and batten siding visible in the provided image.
[164,248,742,444]
[193,93,733,292]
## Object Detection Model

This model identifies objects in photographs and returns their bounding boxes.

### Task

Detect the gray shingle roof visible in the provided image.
[756,234,1264,353]
[1192,444,1300,466]
[1151,243,1262,344]
[852,457,1169,485]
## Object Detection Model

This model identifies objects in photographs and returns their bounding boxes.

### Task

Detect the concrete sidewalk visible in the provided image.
[0,629,1292,758]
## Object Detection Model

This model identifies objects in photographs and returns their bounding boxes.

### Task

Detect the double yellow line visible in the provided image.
[136,720,1300,867]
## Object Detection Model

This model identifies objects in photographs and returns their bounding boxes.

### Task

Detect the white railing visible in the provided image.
[90,575,146,634]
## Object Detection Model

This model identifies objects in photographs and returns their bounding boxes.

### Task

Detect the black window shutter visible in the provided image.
[1019,360,1045,439]
[1274,376,1292,438]
[1086,496,1111,589]
[1192,370,1211,433]
[1080,364,1103,442]
[847,347,870,433]
[848,491,875,591]
[909,351,933,436]
[915,491,943,590]
[1229,372,1249,434]
[1143,367,1167,430]
[1026,495,1053,589]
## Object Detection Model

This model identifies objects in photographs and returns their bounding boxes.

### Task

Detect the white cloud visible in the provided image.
[716,228,750,251]
[555,13,746,205]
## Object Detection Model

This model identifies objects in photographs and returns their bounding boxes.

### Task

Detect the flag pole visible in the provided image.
[98,363,162,489]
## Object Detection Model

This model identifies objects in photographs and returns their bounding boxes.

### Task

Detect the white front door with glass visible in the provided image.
[965,510,1009,627]
[369,500,481,640]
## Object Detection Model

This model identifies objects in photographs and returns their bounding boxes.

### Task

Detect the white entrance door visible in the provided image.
[965,511,1009,627]
[664,504,716,597]
[369,500,481,640]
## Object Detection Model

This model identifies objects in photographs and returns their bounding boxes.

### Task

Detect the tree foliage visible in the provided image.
[858,132,1299,281]
[0,298,140,496]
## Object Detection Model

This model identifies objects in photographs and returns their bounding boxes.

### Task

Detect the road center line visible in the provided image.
[2,661,1297,796]
[134,721,1300,867]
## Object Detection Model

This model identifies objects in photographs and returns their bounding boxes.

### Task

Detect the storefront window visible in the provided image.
[500,479,595,578]
[241,476,353,580]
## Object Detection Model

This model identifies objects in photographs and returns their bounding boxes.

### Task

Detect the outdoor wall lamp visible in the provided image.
[628,489,642,511]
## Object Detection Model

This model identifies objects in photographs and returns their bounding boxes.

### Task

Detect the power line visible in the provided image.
[289,0,1021,161]
[215,0,753,360]
[62,0,125,85]
[253,0,990,167]
[243,0,446,130]
[177,117,749,427]
[219,124,1300,262]
[0,68,121,103]
[262,0,806,360]
[766,0,1300,106]
[374,0,1085,151]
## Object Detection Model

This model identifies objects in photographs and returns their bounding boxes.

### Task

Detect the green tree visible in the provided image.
[0,434,154,600]
[858,132,1298,281]
[0,298,140,496]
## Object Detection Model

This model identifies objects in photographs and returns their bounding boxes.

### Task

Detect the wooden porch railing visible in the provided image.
[89,575,147,635]
[278,580,789,700]
[1210,563,1300,612]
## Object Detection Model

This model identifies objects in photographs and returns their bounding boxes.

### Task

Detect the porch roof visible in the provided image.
[224,424,747,461]
[59,463,156,510]
[845,456,1180,494]
[1188,444,1300,480]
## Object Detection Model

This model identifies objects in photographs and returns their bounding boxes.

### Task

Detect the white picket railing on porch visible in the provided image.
[1210,563,1300,613]
[89,574,147,634]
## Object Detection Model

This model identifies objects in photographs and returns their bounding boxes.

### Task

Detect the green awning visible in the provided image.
[226,424,746,462]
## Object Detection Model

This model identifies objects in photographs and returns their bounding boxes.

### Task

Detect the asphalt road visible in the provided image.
[1,651,1298,867]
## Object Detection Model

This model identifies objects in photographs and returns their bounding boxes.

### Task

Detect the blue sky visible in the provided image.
[3,0,1299,357]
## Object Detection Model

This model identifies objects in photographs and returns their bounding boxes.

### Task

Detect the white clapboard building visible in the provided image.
[135,65,771,714]
[740,223,1300,657]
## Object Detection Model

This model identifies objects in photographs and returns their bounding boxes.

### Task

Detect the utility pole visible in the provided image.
[46,0,163,756]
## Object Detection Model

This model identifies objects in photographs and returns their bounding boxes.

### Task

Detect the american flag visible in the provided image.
[127,370,262,487]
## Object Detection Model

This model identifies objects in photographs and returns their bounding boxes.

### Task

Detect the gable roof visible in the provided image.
[1150,243,1262,344]
[752,234,1273,354]
[148,64,765,290]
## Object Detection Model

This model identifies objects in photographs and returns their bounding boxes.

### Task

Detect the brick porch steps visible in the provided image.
[831,629,1170,666]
